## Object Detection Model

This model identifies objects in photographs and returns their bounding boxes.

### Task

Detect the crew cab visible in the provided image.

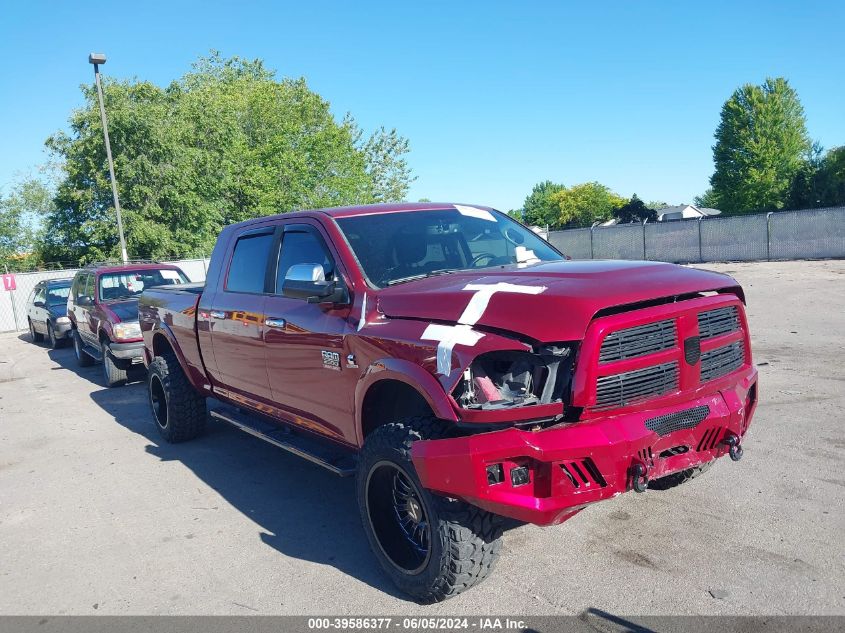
[68,262,189,387]
[139,203,758,601]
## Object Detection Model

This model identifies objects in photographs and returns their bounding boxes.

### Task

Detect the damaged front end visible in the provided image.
[449,344,578,426]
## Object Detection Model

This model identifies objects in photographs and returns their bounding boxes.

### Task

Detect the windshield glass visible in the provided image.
[98,268,189,301]
[46,285,71,305]
[336,208,562,287]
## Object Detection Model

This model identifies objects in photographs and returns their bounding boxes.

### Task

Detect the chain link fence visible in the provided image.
[0,258,209,334]
[548,206,845,264]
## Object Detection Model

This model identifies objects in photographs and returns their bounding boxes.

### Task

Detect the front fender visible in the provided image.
[354,357,459,443]
[148,322,205,392]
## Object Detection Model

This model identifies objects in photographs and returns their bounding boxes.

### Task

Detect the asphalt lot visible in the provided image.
[0,260,843,616]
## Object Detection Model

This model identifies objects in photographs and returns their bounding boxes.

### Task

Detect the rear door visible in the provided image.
[28,284,46,333]
[262,221,356,443]
[205,225,276,404]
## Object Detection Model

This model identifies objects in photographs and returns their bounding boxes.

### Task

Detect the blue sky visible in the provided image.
[1,1,843,210]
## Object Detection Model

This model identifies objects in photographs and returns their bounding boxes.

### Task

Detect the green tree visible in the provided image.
[550,182,627,227]
[521,180,565,226]
[788,145,845,209]
[693,188,719,208]
[42,52,413,264]
[0,178,54,270]
[612,194,657,223]
[709,77,811,214]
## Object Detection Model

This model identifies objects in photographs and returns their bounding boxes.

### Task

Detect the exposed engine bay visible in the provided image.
[452,345,575,410]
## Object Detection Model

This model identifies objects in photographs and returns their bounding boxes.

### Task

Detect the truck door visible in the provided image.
[204,226,274,404]
[262,222,357,445]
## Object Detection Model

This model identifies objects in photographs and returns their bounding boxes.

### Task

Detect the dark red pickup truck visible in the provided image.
[139,202,757,601]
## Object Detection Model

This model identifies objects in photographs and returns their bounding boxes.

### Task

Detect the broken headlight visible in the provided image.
[452,345,574,410]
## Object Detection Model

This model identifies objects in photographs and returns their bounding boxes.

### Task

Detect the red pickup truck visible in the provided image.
[139,202,757,601]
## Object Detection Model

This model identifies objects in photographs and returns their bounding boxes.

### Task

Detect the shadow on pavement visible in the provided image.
[46,346,406,601]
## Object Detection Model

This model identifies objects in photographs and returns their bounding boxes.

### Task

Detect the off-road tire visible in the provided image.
[29,319,44,343]
[73,330,94,367]
[102,341,128,388]
[357,416,503,602]
[148,351,206,443]
[648,460,714,491]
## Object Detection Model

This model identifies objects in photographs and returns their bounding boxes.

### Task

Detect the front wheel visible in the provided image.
[102,341,128,388]
[357,417,503,602]
[148,351,206,443]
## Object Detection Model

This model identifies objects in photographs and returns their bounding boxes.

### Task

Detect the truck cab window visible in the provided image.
[275,231,334,293]
[226,232,274,293]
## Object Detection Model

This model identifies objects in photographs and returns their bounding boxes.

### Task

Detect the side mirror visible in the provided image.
[77,295,92,306]
[33,300,45,308]
[282,263,348,304]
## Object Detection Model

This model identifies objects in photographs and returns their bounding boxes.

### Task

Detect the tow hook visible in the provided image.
[723,434,744,462]
[631,463,649,493]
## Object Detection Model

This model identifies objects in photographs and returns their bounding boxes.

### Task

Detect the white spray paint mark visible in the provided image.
[422,282,547,375]
[454,204,496,222]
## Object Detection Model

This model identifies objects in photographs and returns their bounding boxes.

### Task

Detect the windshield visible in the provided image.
[46,285,71,305]
[98,268,189,301]
[336,208,563,287]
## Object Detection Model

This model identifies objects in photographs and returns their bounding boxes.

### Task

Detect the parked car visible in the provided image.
[26,278,73,348]
[68,262,189,387]
[139,202,757,601]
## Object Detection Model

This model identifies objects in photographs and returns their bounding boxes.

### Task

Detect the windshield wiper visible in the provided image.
[386,269,459,286]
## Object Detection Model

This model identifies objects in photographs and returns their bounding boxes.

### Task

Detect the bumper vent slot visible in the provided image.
[697,427,723,451]
[698,306,740,339]
[599,319,677,363]
[644,405,710,436]
[595,361,679,410]
[700,341,745,382]
[559,458,607,489]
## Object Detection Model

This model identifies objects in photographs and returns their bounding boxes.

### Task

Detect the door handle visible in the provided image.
[265,317,286,329]
[209,310,226,319]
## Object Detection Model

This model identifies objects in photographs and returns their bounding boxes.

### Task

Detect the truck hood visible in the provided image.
[102,298,139,323]
[376,260,741,342]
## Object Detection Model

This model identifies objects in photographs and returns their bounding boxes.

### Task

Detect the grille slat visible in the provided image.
[599,319,677,363]
[698,306,740,339]
[595,362,679,410]
[700,341,745,381]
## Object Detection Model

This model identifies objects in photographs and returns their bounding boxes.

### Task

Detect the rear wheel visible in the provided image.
[101,341,128,387]
[648,461,714,490]
[357,417,503,602]
[148,351,206,443]
[73,330,94,367]
[29,319,44,343]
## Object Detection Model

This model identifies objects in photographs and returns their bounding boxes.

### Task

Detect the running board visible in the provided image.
[209,405,357,477]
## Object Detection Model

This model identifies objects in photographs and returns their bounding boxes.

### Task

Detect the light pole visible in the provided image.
[88,53,128,263]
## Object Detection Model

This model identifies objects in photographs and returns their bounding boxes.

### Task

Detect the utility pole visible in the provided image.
[89,53,128,263]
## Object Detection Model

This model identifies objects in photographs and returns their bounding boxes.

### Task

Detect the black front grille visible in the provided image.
[700,341,745,381]
[599,319,677,363]
[594,361,679,410]
[645,405,710,436]
[698,306,740,339]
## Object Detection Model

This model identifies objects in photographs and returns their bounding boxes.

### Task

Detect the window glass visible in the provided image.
[336,208,562,287]
[226,232,274,293]
[80,275,94,303]
[33,286,46,304]
[275,230,334,293]
[47,285,71,305]
[98,268,189,301]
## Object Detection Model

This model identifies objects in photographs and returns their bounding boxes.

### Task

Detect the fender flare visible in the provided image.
[354,357,458,444]
[149,322,204,392]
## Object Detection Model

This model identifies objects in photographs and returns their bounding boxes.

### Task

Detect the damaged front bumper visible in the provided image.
[411,367,757,526]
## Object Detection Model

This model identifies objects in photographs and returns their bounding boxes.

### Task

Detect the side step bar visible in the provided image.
[209,405,357,477]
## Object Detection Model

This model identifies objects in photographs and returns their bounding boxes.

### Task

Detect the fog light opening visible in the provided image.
[510,465,530,487]
[486,463,504,485]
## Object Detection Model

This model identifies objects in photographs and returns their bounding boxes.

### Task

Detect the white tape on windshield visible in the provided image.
[454,204,496,222]
[422,282,547,375]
